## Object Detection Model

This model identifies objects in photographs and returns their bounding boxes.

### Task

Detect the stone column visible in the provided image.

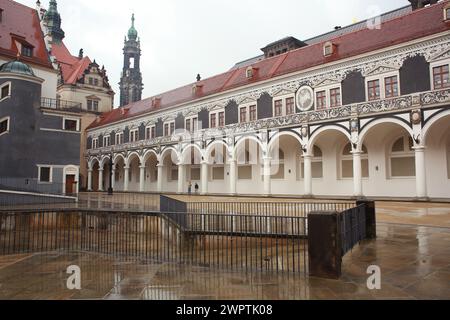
[263,157,272,196]
[87,169,93,191]
[414,146,428,199]
[229,158,237,195]
[139,165,146,192]
[352,151,363,198]
[98,169,104,192]
[111,168,116,190]
[124,166,130,192]
[157,164,164,193]
[200,161,208,195]
[178,163,185,194]
[303,154,313,197]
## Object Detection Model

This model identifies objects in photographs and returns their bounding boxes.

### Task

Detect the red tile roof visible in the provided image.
[88,1,450,130]
[51,41,92,85]
[0,0,53,69]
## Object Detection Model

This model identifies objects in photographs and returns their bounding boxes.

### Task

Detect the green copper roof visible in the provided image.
[0,60,36,77]
[128,14,138,41]
[44,0,65,43]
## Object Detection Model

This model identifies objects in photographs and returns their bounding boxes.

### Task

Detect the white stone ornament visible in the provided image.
[296,86,314,112]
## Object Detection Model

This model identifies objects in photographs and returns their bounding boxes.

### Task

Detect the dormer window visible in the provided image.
[152,97,161,108]
[323,42,334,57]
[192,84,203,95]
[246,67,254,79]
[445,6,450,20]
[21,45,33,58]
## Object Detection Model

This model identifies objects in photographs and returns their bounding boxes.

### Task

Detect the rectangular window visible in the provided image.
[384,76,399,98]
[249,105,257,122]
[103,136,110,147]
[87,100,99,111]
[218,112,225,127]
[39,167,51,183]
[0,117,9,135]
[21,45,33,57]
[1,84,10,100]
[63,119,78,131]
[130,129,138,142]
[146,126,155,139]
[164,123,169,136]
[286,97,295,115]
[115,133,124,145]
[94,79,99,86]
[240,107,247,123]
[88,78,94,85]
[274,100,283,117]
[433,65,450,89]
[185,119,191,133]
[210,113,217,128]
[316,91,326,110]
[170,122,175,134]
[368,80,381,101]
[92,138,98,149]
[330,88,341,108]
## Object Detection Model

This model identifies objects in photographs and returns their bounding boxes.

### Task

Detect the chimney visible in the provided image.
[409,0,438,10]
[334,26,342,30]
[196,74,201,82]
[78,48,84,59]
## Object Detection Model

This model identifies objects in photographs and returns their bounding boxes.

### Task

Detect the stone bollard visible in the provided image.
[307,211,342,279]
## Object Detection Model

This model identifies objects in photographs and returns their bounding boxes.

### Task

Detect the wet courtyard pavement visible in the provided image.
[0,221,449,300]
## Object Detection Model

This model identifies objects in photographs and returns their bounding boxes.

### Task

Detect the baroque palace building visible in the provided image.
[86,0,450,200]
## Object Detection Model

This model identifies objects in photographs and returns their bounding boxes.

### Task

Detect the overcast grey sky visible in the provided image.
[18,0,410,107]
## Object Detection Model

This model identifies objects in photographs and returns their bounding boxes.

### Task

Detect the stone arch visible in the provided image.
[358,117,414,151]
[180,144,204,164]
[205,140,230,163]
[88,157,100,170]
[422,109,450,145]
[126,151,142,167]
[268,130,303,154]
[308,125,351,155]
[233,135,265,159]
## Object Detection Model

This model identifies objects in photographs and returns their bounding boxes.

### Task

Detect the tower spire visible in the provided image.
[120,14,143,107]
[43,0,65,44]
[127,13,138,41]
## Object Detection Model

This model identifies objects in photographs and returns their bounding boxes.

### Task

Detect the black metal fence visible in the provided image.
[0,210,308,274]
[185,201,354,218]
[340,204,367,256]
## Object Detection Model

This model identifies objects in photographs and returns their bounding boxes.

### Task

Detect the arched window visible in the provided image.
[300,145,323,179]
[390,136,415,178]
[341,143,369,178]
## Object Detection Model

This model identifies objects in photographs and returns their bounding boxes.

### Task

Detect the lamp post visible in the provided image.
[108,155,114,195]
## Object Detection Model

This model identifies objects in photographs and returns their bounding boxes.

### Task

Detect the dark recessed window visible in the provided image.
[21,45,33,57]
[64,119,78,131]
[1,84,10,99]
[0,118,9,135]
[0,9,4,23]
[39,167,51,183]
[446,8,450,20]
